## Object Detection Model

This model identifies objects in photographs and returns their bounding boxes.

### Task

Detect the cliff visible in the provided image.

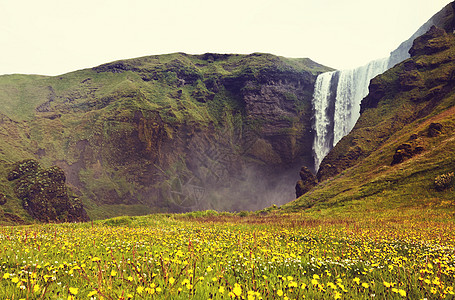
[0,53,331,222]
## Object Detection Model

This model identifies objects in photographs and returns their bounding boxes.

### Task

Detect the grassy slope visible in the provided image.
[283,31,455,216]
[0,53,331,223]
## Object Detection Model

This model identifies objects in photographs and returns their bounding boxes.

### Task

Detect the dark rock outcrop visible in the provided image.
[7,159,89,222]
[295,166,318,198]
[428,122,443,137]
[391,142,425,165]
[409,26,451,57]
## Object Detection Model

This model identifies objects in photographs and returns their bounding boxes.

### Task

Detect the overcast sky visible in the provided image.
[0,0,452,76]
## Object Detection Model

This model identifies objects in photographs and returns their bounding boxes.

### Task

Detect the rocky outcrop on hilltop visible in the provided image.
[388,2,455,68]
[409,26,451,57]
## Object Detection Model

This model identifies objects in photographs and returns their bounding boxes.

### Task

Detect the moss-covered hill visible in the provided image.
[0,53,331,223]
[284,25,455,214]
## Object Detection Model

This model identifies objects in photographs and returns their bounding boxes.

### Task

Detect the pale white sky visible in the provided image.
[0,0,452,76]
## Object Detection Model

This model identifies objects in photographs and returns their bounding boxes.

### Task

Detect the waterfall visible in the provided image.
[312,57,389,171]
[332,57,389,145]
[312,71,336,170]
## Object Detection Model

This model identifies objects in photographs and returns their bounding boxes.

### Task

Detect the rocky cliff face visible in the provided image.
[0,53,331,220]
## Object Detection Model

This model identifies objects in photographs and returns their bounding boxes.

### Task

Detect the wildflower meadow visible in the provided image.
[0,209,454,299]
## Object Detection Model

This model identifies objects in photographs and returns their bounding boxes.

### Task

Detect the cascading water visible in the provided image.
[332,57,390,145]
[312,57,390,171]
[312,71,336,170]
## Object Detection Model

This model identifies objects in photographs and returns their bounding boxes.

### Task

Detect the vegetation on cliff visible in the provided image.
[0,53,331,222]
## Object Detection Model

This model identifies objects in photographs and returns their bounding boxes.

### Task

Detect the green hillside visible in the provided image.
[0,53,331,224]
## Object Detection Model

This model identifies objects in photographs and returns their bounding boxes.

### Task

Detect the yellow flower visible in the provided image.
[69,287,78,295]
[398,289,406,297]
[334,291,342,299]
[137,286,144,294]
[91,257,101,262]
[127,276,133,282]
[313,274,320,280]
[2,273,10,279]
[88,291,98,297]
[233,284,242,297]
[361,282,369,289]
[219,286,225,293]
[383,281,391,288]
[156,287,162,293]
[110,270,117,276]
[277,289,284,297]
[288,281,298,288]
[169,277,175,285]
[33,284,40,293]
[353,277,360,285]
[327,282,337,289]
[11,277,19,283]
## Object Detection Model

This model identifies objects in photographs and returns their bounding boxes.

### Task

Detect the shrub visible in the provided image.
[434,172,454,191]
